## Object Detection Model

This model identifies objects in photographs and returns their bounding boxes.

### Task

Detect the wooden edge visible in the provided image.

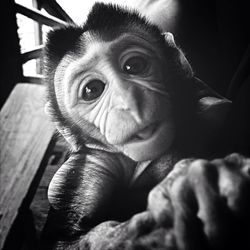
[21,75,44,84]
[21,45,44,63]
[42,0,74,23]
[15,3,67,27]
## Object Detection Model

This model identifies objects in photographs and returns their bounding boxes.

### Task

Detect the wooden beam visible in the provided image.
[15,3,67,27]
[32,0,43,74]
[0,84,54,249]
[22,74,44,84]
[41,0,74,23]
[21,45,44,63]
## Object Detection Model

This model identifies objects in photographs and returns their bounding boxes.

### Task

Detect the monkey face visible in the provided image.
[54,32,175,161]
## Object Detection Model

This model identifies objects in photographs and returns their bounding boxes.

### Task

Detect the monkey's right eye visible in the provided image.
[80,80,105,102]
[122,56,148,75]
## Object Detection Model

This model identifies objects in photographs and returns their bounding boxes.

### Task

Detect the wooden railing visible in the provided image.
[15,3,67,27]
[15,0,72,84]
[21,44,44,63]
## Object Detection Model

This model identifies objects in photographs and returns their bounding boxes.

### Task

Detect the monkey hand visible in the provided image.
[148,153,250,250]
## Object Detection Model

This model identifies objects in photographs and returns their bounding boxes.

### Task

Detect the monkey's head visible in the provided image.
[44,3,229,162]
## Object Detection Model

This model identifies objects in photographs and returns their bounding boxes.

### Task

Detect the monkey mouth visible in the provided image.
[109,122,160,146]
[130,123,158,142]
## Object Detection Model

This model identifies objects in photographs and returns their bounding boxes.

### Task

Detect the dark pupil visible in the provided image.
[82,80,105,101]
[123,56,147,74]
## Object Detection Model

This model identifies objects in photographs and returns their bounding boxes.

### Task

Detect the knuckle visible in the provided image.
[147,185,173,226]
[225,152,243,162]
[242,160,250,177]
[128,211,154,234]
[166,158,193,189]
[170,176,190,201]
[187,159,219,188]
[148,185,163,205]
[224,153,245,168]
[188,159,211,178]
[224,153,250,179]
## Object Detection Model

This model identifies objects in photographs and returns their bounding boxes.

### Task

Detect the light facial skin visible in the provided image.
[54,33,175,161]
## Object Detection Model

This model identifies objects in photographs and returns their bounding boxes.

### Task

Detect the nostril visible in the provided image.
[130,109,143,125]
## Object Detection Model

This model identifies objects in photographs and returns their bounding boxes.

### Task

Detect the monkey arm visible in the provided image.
[43,149,133,247]
[148,153,250,250]
[58,154,250,250]
[43,152,250,250]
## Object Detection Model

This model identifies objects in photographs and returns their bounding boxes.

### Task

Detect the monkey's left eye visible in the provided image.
[80,80,105,102]
[122,56,148,75]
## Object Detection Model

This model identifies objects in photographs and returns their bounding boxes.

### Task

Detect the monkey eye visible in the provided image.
[122,56,148,75]
[80,80,105,102]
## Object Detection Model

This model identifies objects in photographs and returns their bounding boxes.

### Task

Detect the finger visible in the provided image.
[225,153,250,179]
[147,184,174,227]
[170,174,208,250]
[216,154,250,249]
[216,154,250,217]
[187,159,232,249]
[128,211,155,237]
[147,158,194,227]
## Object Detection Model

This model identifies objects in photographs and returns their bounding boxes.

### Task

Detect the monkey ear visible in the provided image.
[163,32,193,77]
[198,97,232,128]
[163,32,176,47]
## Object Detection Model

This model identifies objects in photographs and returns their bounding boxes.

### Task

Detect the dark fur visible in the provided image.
[42,3,227,248]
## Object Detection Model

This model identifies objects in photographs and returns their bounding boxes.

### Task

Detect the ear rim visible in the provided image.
[163,32,176,47]
[163,32,194,78]
[198,96,232,127]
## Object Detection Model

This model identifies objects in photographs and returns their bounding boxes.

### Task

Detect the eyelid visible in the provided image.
[119,48,153,65]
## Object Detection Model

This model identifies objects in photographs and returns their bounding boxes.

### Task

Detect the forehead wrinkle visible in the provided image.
[60,45,107,87]
[56,32,165,102]
[79,31,160,59]
[67,32,161,77]
[109,33,159,56]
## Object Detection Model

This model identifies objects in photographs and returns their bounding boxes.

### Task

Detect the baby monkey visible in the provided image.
[43,3,250,250]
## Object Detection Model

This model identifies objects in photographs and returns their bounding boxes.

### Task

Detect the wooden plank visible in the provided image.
[21,45,44,63]
[22,74,44,84]
[42,0,74,23]
[32,0,43,74]
[15,3,67,27]
[0,84,54,249]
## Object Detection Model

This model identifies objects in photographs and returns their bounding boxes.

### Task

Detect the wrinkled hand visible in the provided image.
[148,153,250,250]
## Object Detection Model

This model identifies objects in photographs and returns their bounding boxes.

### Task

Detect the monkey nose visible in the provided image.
[129,108,143,125]
[112,86,144,124]
[114,102,142,125]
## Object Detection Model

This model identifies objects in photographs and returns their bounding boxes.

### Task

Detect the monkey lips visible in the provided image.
[114,121,175,162]
[130,123,158,141]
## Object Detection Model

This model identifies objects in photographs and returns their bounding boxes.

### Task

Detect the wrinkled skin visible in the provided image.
[148,153,250,250]
[56,153,250,250]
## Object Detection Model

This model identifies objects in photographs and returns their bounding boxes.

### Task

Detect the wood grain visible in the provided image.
[0,84,54,249]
